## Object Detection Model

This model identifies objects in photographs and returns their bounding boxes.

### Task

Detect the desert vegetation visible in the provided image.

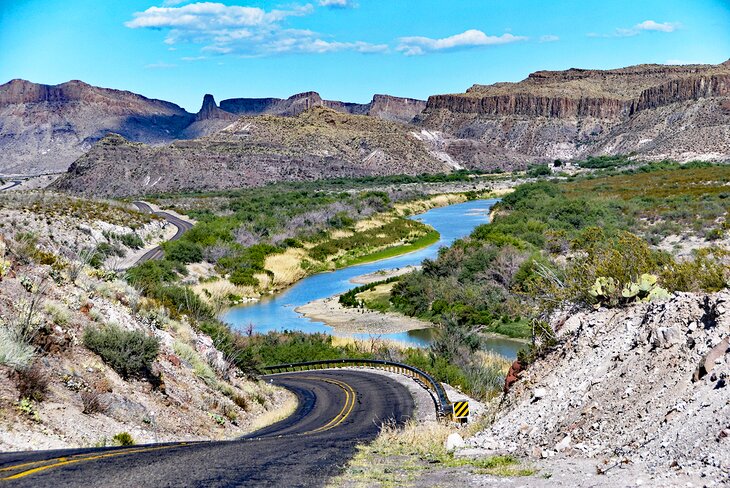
[371,162,728,367]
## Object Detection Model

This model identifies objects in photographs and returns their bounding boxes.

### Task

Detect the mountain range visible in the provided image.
[2,59,729,195]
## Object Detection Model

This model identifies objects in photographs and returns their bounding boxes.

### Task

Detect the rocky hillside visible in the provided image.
[0,79,195,175]
[469,291,730,485]
[52,107,452,197]
[419,60,730,168]
[0,80,426,176]
[220,92,426,124]
[0,196,292,451]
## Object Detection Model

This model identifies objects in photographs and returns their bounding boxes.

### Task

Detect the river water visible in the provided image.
[222,199,524,359]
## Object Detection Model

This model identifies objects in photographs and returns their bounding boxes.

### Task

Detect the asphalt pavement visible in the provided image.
[132,201,195,264]
[0,369,416,487]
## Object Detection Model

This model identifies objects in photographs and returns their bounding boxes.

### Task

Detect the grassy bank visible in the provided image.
[331,421,535,487]
[341,229,440,267]
[134,181,486,308]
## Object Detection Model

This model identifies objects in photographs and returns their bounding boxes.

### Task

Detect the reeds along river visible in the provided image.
[222,198,524,359]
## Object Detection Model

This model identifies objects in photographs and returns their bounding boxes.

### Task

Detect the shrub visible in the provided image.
[81,390,106,414]
[162,240,203,264]
[0,326,36,370]
[83,325,160,379]
[14,363,49,402]
[526,164,551,177]
[126,260,187,293]
[120,233,144,250]
[112,432,135,446]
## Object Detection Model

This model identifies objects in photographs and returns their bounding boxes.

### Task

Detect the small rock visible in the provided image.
[445,433,465,451]
[533,387,547,400]
[555,435,572,452]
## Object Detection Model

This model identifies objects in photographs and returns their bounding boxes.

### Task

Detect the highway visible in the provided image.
[132,201,195,264]
[0,370,415,487]
[0,180,22,192]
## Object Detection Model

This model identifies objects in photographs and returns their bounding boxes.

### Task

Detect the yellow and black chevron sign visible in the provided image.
[452,401,469,419]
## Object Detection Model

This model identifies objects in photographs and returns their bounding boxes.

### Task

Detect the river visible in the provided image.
[222,198,524,359]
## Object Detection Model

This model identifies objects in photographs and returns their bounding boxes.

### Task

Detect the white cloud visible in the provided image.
[635,20,678,32]
[590,20,680,38]
[126,2,381,56]
[145,61,178,69]
[397,29,527,56]
[539,34,559,43]
[318,0,358,8]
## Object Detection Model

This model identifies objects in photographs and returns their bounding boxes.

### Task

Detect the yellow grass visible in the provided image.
[394,194,466,216]
[354,215,395,232]
[240,386,298,435]
[265,248,308,286]
[192,279,258,304]
[330,335,414,352]
[329,229,355,239]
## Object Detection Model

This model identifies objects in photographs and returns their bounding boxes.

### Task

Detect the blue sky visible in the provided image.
[1,0,729,111]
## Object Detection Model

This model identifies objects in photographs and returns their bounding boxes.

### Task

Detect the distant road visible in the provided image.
[0,181,22,192]
[132,201,195,265]
[0,370,415,487]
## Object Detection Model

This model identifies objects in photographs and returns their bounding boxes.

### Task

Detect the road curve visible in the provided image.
[0,180,22,192]
[0,369,415,487]
[132,201,195,265]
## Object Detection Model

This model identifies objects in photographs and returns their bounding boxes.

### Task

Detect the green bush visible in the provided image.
[113,432,135,446]
[162,240,203,264]
[83,325,160,379]
[120,233,144,250]
[126,260,187,292]
[526,164,551,177]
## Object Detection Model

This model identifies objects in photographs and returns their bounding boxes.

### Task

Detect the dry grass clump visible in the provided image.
[333,420,535,487]
[264,248,308,286]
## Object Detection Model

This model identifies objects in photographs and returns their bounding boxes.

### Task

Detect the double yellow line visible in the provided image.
[0,376,357,481]
[301,377,356,435]
[0,443,189,481]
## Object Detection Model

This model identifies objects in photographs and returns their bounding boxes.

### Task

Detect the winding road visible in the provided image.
[0,180,22,192]
[132,201,195,264]
[0,369,415,487]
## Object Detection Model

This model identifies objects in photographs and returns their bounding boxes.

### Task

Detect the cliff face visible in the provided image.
[0,79,194,174]
[52,107,450,197]
[0,81,426,175]
[420,60,730,167]
[220,92,425,122]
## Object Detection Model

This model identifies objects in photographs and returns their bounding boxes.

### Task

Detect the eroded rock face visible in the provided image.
[419,60,730,167]
[0,79,195,174]
[52,107,450,197]
[0,81,427,176]
[470,291,730,483]
[220,92,425,122]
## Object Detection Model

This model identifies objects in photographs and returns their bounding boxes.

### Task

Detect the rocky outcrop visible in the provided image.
[220,92,424,122]
[195,94,235,121]
[0,79,194,174]
[368,95,426,124]
[470,291,730,484]
[52,107,450,197]
[419,60,730,167]
[0,80,426,175]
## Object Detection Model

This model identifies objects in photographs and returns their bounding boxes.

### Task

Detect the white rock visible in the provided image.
[533,387,547,400]
[555,435,572,452]
[445,433,465,451]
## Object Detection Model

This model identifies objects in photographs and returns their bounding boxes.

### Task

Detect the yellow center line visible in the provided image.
[1,443,189,481]
[297,377,357,435]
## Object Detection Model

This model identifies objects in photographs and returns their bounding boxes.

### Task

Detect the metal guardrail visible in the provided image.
[262,359,453,419]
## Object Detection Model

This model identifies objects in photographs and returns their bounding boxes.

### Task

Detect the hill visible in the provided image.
[52,107,452,197]
[418,59,730,169]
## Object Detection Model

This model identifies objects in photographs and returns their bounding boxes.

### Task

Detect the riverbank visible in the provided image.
[295,295,433,335]
[195,193,489,307]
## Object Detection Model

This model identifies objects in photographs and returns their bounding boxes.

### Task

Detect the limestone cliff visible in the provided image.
[419,60,730,167]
